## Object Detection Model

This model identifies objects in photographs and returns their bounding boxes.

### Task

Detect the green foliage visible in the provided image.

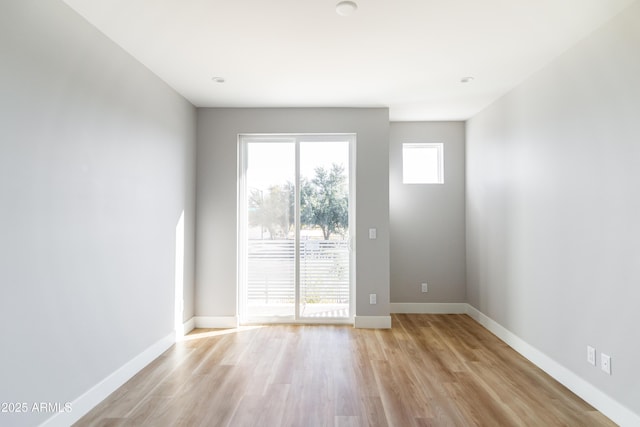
[249,163,348,240]
[300,163,348,240]
[248,184,292,239]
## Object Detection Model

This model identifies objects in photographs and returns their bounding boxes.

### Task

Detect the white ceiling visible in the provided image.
[62,0,634,121]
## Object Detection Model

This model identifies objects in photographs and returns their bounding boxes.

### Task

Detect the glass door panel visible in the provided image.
[299,141,350,318]
[244,142,295,320]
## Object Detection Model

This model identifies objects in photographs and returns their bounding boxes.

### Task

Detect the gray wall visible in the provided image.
[389,122,466,303]
[0,1,196,426]
[466,1,640,416]
[196,108,390,318]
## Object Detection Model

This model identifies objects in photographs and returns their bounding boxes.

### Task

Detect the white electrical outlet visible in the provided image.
[368,228,377,239]
[587,346,596,366]
[421,283,428,293]
[369,294,377,304]
[601,353,611,375]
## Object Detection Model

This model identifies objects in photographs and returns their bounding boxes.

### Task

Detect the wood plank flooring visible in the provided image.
[74,314,616,427]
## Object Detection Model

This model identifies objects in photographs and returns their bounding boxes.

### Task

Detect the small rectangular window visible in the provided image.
[402,143,444,184]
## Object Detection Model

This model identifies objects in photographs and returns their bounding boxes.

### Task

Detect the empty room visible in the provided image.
[1,0,639,426]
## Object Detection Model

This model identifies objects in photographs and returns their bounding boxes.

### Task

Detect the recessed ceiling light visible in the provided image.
[336,1,358,17]
[212,77,225,83]
[460,77,474,83]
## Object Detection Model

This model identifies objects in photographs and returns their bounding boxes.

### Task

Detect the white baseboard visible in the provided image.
[40,333,174,427]
[182,317,195,335]
[354,315,392,329]
[194,316,239,329]
[391,302,468,314]
[465,304,640,427]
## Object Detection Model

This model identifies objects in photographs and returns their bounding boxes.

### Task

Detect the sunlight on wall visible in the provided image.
[174,210,185,338]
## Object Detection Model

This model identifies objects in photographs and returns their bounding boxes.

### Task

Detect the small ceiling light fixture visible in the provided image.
[211,76,225,83]
[336,1,358,16]
[460,76,474,83]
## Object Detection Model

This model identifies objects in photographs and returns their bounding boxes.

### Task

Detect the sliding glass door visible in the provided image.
[238,134,354,323]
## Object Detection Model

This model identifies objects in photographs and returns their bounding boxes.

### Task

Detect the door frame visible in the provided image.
[237,133,356,324]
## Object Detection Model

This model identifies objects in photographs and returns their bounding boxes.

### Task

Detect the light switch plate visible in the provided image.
[587,346,596,366]
[601,353,611,375]
[368,228,377,239]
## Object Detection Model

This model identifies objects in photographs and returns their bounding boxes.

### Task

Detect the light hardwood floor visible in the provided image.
[75,314,616,426]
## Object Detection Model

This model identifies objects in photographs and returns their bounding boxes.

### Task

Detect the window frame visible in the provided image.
[402,142,444,184]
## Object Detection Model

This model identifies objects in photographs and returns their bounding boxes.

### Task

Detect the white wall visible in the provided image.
[389,122,466,303]
[0,1,196,426]
[196,108,390,320]
[466,1,640,417]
